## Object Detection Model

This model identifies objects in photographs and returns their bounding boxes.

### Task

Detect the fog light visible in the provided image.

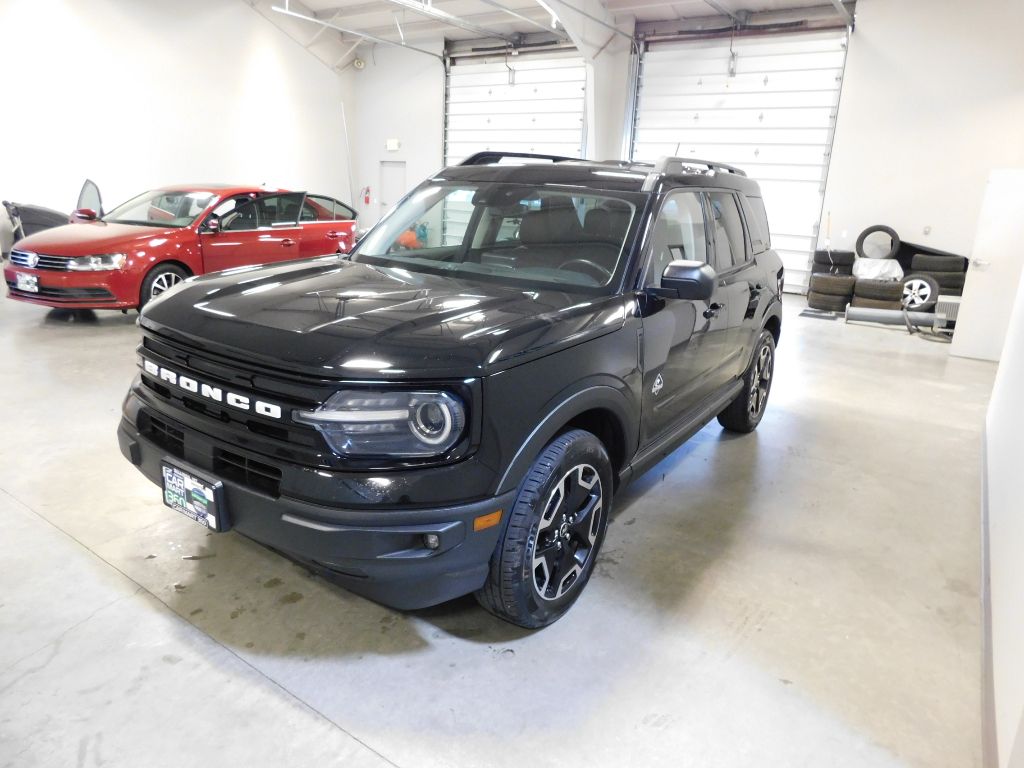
[423,533,440,550]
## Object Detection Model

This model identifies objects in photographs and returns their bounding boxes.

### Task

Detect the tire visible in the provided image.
[140,263,188,309]
[475,429,612,629]
[853,278,903,301]
[901,273,939,312]
[911,253,966,272]
[811,263,853,276]
[718,330,776,433]
[808,274,856,297]
[934,271,966,290]
[813,249,855,267]
[850,296,902,311]
[855,225,900,260]
[806,291,850,312]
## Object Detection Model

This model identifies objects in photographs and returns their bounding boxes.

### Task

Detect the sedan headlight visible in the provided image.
[295,390,466,457]
[67,253,126,271]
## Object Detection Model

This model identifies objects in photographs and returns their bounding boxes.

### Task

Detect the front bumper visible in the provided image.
[117,408,514,610]
[4,262,137,309]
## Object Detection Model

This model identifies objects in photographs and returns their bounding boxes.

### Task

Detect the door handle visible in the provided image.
[703,302,725,319]
[325,231,341,240]
[282,238,296,247]
[971,259,990,268]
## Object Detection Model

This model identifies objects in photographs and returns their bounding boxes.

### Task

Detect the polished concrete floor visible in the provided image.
[0,295,994,768]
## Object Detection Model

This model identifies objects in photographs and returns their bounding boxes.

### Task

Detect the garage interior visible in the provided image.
[1,1,1023,767]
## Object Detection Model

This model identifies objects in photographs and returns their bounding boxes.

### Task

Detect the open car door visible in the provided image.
[75,179,103,220]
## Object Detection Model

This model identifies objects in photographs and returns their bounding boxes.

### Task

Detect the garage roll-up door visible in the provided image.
[444,53,587,165]
[631,30,849,292]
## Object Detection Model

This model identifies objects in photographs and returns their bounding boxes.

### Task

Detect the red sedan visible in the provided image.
[3,184,357,310]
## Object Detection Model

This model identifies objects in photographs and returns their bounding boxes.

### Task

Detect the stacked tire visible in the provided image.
[807,273,856,312]
[851,278,903,310]
[811,249,855,276]
[908,253,967,296]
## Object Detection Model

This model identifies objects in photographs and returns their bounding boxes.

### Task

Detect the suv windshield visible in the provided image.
[104,190,217,228]
[353,183,639,292]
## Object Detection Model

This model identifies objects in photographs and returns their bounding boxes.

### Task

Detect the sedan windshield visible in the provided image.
[104,190,217,228]
[353,183,639,292]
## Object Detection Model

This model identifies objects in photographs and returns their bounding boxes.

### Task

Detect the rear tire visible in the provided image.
[718,330,775,434]
[806,291,850,312]
[140,263,188,309]
[808,274,856,297]
[475,429,612,629]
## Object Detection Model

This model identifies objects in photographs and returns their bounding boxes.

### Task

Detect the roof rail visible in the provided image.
[459,151,576,166]
[654,156,747,177]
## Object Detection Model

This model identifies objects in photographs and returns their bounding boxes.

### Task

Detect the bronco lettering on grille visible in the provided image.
[142,359,283,419]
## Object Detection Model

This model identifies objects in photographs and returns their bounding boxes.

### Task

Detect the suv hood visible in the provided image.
[13,221,184,256]
[140,258,629,379]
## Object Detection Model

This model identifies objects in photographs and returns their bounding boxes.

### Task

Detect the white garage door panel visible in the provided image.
[445,54,586,166]
[633,30,848,292]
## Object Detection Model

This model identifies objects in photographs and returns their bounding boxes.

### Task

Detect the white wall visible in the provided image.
[346,41,446,224]
[985,261,1024,768]
[0,0,353,213]
[819,0,1024,255]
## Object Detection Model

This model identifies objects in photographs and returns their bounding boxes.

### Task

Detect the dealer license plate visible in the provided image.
[161,462,227,531]
[15,273,38,293]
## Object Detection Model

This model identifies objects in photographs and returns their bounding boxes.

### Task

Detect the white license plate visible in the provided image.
[161,462,227,531]
[15,273,38,293]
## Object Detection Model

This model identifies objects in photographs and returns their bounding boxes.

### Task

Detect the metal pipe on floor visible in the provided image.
[844,307,934,326]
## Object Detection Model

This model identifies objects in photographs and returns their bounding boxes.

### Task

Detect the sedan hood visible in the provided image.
[13,221,184,256]
[140,258,629,379]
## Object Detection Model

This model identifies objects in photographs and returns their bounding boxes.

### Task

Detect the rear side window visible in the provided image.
[708,192,747,269]
[743,196,771,254]
[304,195,357,222]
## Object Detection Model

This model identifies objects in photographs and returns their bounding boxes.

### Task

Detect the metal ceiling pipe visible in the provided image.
[545,0,633,40]
[828,0,854,26]
[377,0,519,42]
[474,0,569,39]
[271,5,444,60]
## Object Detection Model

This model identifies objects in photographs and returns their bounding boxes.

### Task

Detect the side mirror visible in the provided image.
[202,217,220,234]
[73,208,98,221]
[660,260,716,301]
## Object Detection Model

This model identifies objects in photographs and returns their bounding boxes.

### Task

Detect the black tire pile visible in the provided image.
[807,273,856,311]
[850,278,903,310]
[908,253,967,296]
[811,248,854,276]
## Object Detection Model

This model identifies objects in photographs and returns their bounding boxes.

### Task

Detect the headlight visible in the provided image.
[67,253,126,271]
[294,390,466,457]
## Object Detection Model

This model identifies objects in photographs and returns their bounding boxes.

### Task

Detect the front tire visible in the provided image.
[139,263,188,309]
[475,429,612,628]
[718,330,776,433]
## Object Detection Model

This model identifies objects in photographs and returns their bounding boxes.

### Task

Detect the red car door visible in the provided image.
[298,194,358,257]
[200,193,304,272]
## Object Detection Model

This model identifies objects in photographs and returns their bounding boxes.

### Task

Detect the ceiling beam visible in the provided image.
[475,0,569,38]
[271,5,443,59]
[827,0,853,25]
[376,0,519,41]
[701,0,741,24]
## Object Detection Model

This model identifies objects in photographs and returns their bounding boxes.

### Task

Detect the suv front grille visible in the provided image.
[10,250,72,271]
[213,449,282,497]
[141,413,185,458]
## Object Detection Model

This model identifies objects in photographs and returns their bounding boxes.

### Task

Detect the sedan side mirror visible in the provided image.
[73,208,98,221]
[202,216,220,234]
[660,260,716,301]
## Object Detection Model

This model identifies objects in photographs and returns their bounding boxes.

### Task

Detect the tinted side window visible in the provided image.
[643,191,707,289]
[260,193,304,226]
[743,195,770,254]
[222,197,261,231]
[708,192,747,269]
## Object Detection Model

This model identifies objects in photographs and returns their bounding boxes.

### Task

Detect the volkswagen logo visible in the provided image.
[25,252,39,268]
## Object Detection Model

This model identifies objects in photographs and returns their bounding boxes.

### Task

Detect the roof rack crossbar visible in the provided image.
[459,151,576,166]
[654,156,747,177]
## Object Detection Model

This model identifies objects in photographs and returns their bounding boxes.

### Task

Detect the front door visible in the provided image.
[299,195,358,256]
[200,192,304,272]
[639,190,732,445]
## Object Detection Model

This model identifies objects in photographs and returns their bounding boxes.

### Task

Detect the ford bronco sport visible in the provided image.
[117,152,783,628]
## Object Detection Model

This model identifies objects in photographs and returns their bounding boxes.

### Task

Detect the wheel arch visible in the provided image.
[495,385,638,496]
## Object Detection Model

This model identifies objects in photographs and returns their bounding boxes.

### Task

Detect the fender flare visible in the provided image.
[495,382,639,496]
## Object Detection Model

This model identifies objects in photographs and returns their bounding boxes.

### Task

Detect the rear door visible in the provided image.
[299,195,358,256]
[201,192,303,272]
[708,191,763,376]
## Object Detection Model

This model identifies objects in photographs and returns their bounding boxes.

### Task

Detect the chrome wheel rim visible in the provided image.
[748,343,773,417]
[530,464,603,602]
[151,271,183,298]
[902,278,931,308]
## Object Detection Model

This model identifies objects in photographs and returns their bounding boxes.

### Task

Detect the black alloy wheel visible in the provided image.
[476,429,612,628]
[718,329,776,433]
[530,463,603,601]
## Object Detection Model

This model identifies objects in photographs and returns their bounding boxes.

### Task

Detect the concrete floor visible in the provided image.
[0,295,994,768]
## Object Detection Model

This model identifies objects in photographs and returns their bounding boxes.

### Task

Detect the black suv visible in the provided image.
[117,152,783,628]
